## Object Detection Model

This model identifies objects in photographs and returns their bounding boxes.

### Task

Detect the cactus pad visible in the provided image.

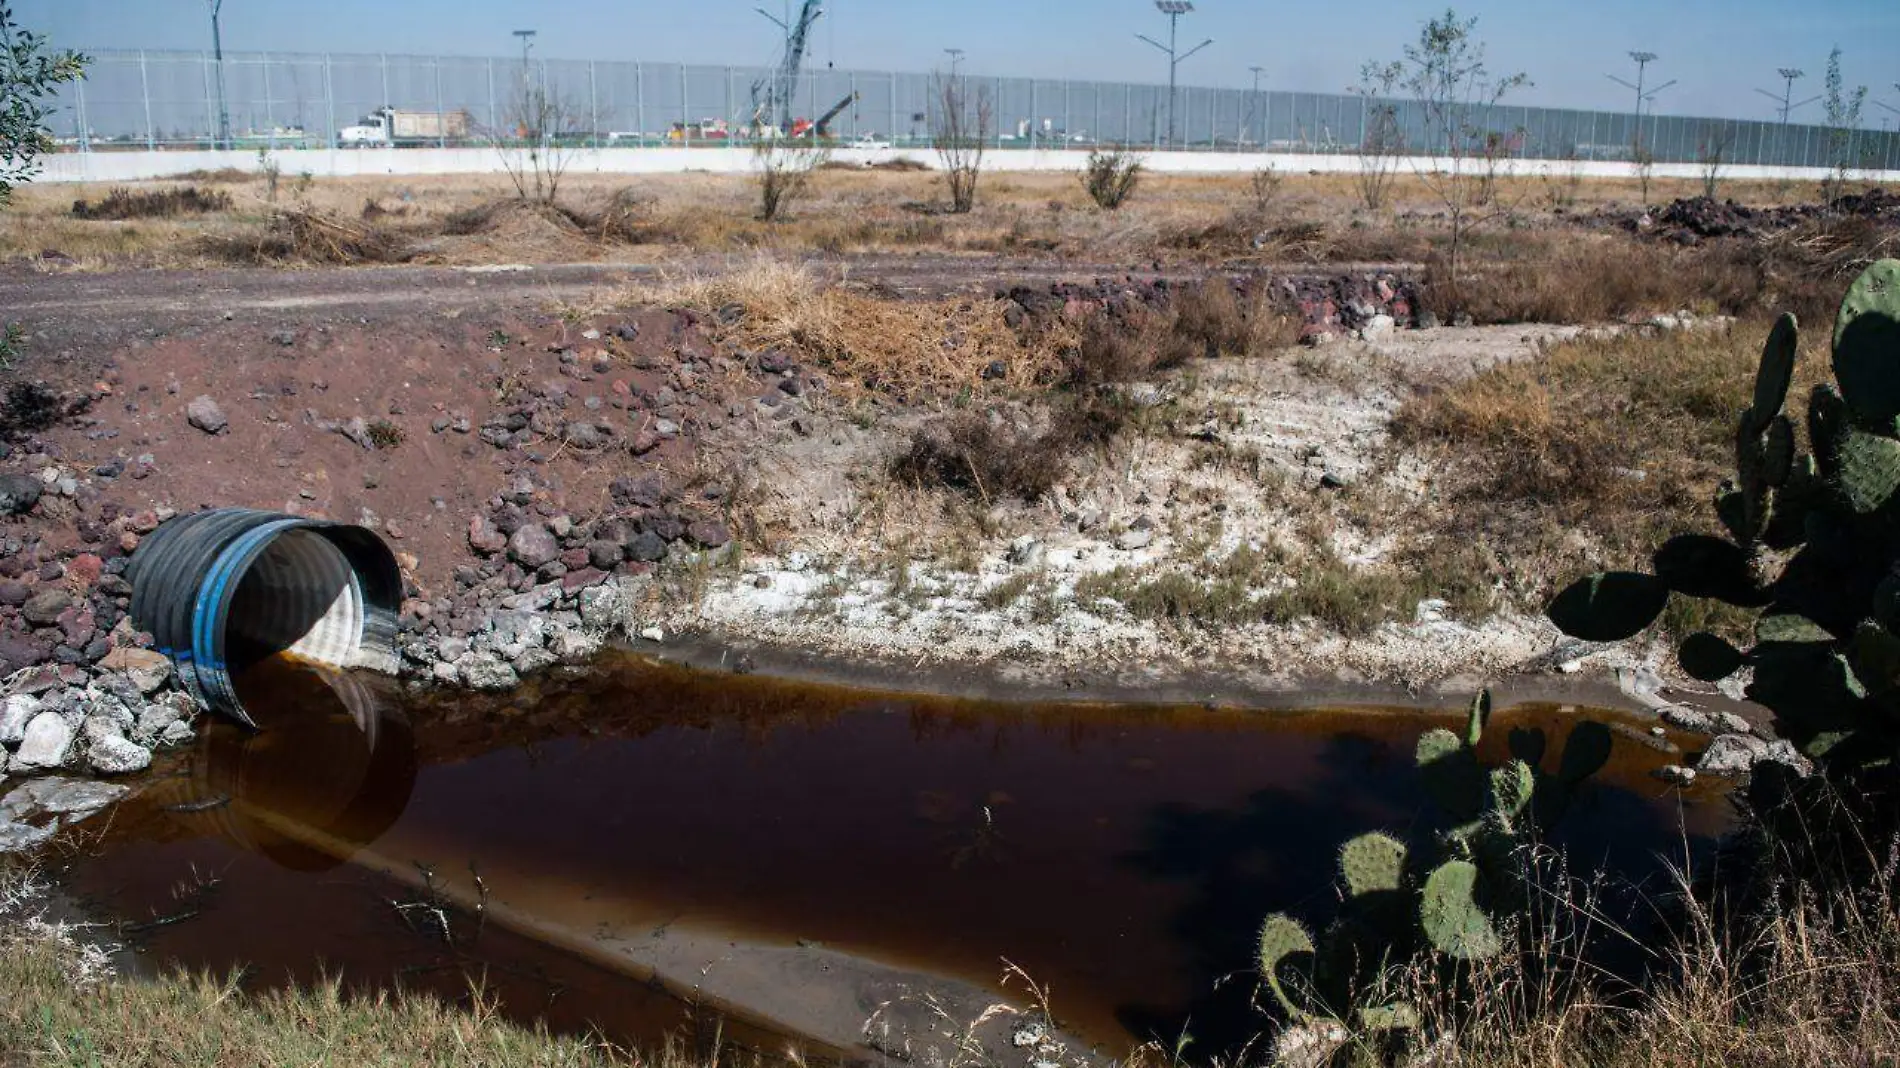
[1834,427,1900,515]
[1752,312,1800,425]
[1547,571,1669,642]
[1489,760,1535,818]
[1465,690,1492,746]
[1763,415,1796,488]
[1757,613,1834,644]
[1831,258,1900,427]
[1417,728,1485,819]
[1339,832,1408,896]
[1679,631,1746,682]
[1420,861,1503,960]
[1257,914,1318,1018]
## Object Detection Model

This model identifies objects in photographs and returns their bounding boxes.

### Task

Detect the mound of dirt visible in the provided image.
[1637,189,1899,243]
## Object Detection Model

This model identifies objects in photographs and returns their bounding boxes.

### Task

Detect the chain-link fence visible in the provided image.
[49,49,1900,172]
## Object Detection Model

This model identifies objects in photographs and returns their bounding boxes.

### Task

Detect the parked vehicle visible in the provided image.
[337,107,470,147]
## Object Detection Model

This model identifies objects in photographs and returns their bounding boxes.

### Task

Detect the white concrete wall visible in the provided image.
[37,146,1900,185]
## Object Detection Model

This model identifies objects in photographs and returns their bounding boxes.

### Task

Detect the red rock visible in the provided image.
[561,567,608,591]
[467,515,507,554]
[64,553,103,590]
[129,510,160,534]
[559,547,591,570]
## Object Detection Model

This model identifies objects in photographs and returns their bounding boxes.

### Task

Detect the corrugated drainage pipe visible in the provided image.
[126,508,403,728]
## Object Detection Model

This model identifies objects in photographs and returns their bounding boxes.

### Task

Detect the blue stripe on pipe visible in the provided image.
[191,519,302,712]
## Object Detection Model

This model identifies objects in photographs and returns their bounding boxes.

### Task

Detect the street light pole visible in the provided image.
[1606,51,1674,156]
[208,0,229,150]
[1136,0,1211,148]
[1755,67,1821,124]
[945,48,964,77]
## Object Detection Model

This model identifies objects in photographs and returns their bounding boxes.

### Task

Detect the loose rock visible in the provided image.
[508,523,561,569]
[0,474,41,516]
[186,395,228,434]
[13,711,76,769]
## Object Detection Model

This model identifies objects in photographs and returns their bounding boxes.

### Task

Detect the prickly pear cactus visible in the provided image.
[1549,259,1900,777]
[1256,691,1612,1039]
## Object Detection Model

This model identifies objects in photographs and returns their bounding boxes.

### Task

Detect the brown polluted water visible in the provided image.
[57,654,1732,1060]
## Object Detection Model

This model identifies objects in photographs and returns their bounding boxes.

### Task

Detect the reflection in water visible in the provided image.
[148,658,416,872]
[64,656,1734,1058]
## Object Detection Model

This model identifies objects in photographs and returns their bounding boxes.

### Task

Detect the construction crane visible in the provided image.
[789,91,859,139]
[750,1,823,136]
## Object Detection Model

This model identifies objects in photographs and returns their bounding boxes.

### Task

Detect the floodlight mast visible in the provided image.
[1754,67,1822,124]
[1136,0,1212,148]
[1605,51,1674,155]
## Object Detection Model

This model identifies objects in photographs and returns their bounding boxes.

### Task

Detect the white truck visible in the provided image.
[337,107,471,147]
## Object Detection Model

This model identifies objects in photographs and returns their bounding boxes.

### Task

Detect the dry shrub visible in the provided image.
[1170,281,1255,359]
[162,167,252,183]
[892,396,1126,502]
[359,197,413,221]
[1064,282,1294,387]
[1752,215,1900,326]
[869,158,930,172]
[71,186,232,220]
[655,259,1071,398]
[203,208,412,265]
[1082,149,1143,210]
[580,187,647,243]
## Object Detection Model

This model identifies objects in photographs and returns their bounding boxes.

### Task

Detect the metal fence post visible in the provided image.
[888,70,897,145]
[635,61,644,142]
[324,53,336,149]
[434,57,446,148]
[486,57,495,138]
[139,50,154,148]
[1029,80,1037,147]
[380,52,389,113]
[589,61,598,149]
[679,65,688,145]
[262,52,274,146]
[202,50,216,147]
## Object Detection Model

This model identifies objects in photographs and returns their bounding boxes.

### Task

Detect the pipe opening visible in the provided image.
[225,528,365,673]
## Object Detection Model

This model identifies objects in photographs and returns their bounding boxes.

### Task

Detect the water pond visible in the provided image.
[54,655,1731,1061]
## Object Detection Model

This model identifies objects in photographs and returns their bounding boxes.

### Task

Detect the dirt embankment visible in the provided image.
[0,258,1765,804]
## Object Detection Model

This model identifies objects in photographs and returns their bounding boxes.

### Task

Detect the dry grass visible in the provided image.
[1389,320,1827,614]
[0,865,725,1068]
[1442,233,1757,325]
[650,258,1074,398]
[2,169,1860,271]
[1324,833,1900,1068]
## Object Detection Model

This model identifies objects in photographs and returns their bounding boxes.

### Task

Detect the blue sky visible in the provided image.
[20,0,1900,124]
